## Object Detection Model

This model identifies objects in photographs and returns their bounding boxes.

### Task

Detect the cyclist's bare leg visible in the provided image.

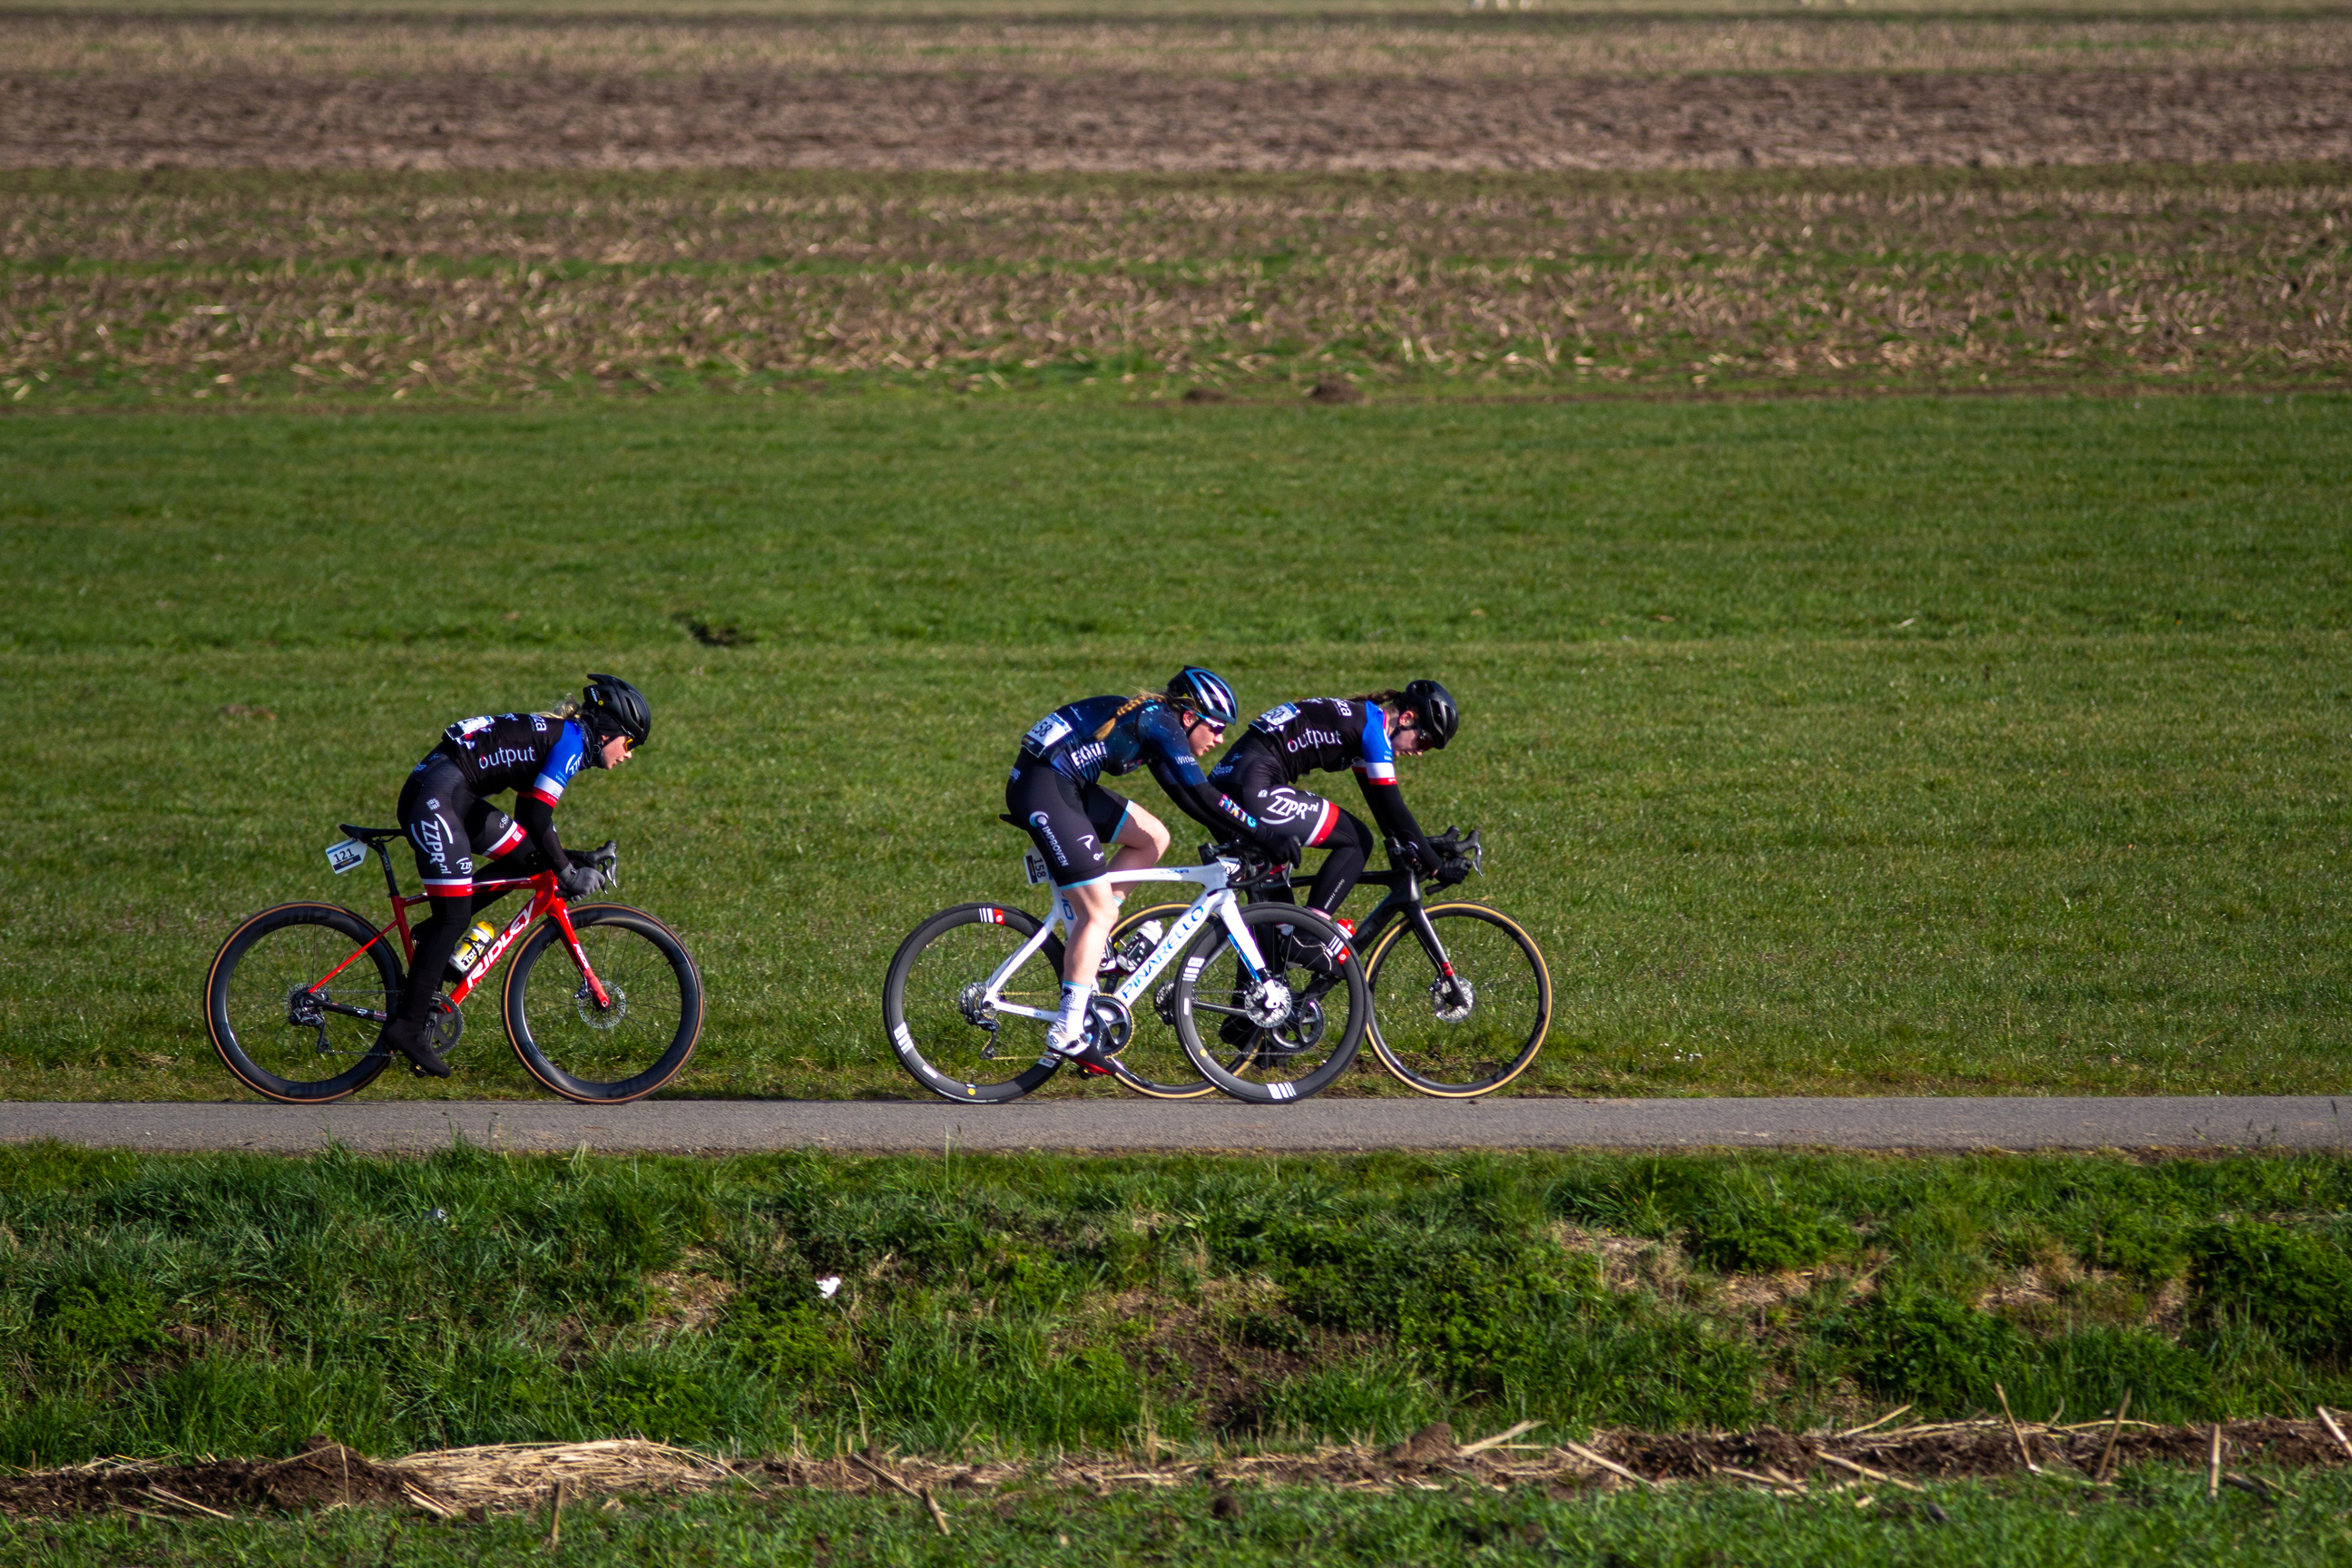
[1058,808,1170,985]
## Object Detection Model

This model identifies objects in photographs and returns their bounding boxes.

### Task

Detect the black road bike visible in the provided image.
[1115,829,1551,1097]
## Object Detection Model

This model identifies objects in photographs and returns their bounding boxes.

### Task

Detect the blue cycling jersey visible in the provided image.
[1020,694,1210,789]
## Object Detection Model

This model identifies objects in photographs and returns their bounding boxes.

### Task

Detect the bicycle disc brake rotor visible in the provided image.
[573,980,628,1030]
[1242,976,1296,1028]
[1427,975,1475,1024]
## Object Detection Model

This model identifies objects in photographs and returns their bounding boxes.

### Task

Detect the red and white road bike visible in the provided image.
[204,824,701,1104]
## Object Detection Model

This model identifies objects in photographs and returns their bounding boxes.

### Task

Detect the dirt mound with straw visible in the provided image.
[0,1437,427,1520]
[4,1417,2348,1521]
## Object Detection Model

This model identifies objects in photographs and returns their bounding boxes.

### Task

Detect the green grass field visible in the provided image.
[4,390,2348,1100]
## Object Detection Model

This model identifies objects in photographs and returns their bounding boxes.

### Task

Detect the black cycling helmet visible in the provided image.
[1166,666,1240,728]
[580,673,652,746]
[1400,679,1458,750]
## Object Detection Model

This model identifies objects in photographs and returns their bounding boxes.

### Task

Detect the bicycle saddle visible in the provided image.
[337,824,407,846]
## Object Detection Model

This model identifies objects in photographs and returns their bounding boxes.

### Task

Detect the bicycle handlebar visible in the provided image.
[1199,842,1292,893]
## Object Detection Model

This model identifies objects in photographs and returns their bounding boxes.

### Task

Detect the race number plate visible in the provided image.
[1023,711,1073,752]
[325,838,368,875]
[1024,849,1051,886]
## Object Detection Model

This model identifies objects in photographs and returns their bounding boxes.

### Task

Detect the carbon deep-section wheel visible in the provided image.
[206,902,399,1103]
[1173,902,1367,1103]
[1365,903,1552,1097]
[503,903,703,1103]
[1097,901,1218,1101]
[882,902,1066,1103]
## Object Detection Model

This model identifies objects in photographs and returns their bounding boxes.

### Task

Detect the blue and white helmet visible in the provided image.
[1166,666,1240,728]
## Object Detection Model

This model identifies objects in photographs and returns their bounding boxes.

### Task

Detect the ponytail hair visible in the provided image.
[1093,691,1161,741]
[1349,689,1406,715]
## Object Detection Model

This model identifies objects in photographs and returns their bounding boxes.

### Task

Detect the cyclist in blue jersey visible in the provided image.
[1210,681,1470,934]
[1008,666,1288,1073]
[382,674,651,1077]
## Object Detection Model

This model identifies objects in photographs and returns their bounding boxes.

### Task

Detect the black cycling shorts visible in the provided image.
[397,760,528,898]
[1218,749,1341,851]
[1006,760,1131,888]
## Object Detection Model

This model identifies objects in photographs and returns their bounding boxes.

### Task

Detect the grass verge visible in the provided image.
[3,1142,2348,1465]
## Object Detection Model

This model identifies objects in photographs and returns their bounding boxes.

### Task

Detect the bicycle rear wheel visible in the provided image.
[205,902,399,1103]
[503,904,703,1103]
[1365,903,1552,1097]
[882,902,1066,1103]
[1174,904,1367,1103]
[1098,902,1217,1101]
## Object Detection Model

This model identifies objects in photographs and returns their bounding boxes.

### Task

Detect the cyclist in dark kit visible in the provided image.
[1209,681,1474,935]
[1008,667,1289,1073]
[382,674,652,1076]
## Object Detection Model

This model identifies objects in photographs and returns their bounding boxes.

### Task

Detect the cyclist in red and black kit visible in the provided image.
[382,674,652,1076]
[1208,681,1472,937]
[1009,666,1291,1073]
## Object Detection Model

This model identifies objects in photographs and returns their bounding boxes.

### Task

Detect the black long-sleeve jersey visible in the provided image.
[1215,697,1436,864]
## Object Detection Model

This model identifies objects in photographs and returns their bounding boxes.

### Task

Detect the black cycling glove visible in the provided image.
[558,864,609,900]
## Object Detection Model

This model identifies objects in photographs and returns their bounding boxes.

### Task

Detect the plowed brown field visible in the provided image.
[5,13,2351,172]
[5,12,2347,403]
[9,64,2351,172]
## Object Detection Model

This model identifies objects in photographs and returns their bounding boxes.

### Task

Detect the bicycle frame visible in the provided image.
[1333,866,1463,985]
[302,834,610,1029]
[977,858,1277,1028]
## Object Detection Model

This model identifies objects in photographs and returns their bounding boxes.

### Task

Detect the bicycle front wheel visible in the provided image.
[205,902,399,1103]
[1365,903,1552,1097]
[1175,903,1367,1103]
[1099,901,1218,1101]
[503,904,703,1103]
[883,902,1068,1102]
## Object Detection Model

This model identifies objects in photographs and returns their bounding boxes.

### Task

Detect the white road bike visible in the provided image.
[881,844,1369,1105]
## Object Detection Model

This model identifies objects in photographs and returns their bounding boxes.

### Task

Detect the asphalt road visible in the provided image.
[1,1096,2343,1155]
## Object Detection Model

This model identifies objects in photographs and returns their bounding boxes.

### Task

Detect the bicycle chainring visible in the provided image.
[1265,996,1327,1055]
[1427,975,1475,1024]
[427,994,464,1054]
[1086,995,1134,1056]
[573,981,628,1030]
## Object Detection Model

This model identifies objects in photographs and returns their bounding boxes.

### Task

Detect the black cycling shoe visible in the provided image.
[1218,1012,1261,1049]
[1274,928,1341,977]
[382,1015,452,1079]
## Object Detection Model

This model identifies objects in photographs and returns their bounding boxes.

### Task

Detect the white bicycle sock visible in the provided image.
[1051,981,1093,1054]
